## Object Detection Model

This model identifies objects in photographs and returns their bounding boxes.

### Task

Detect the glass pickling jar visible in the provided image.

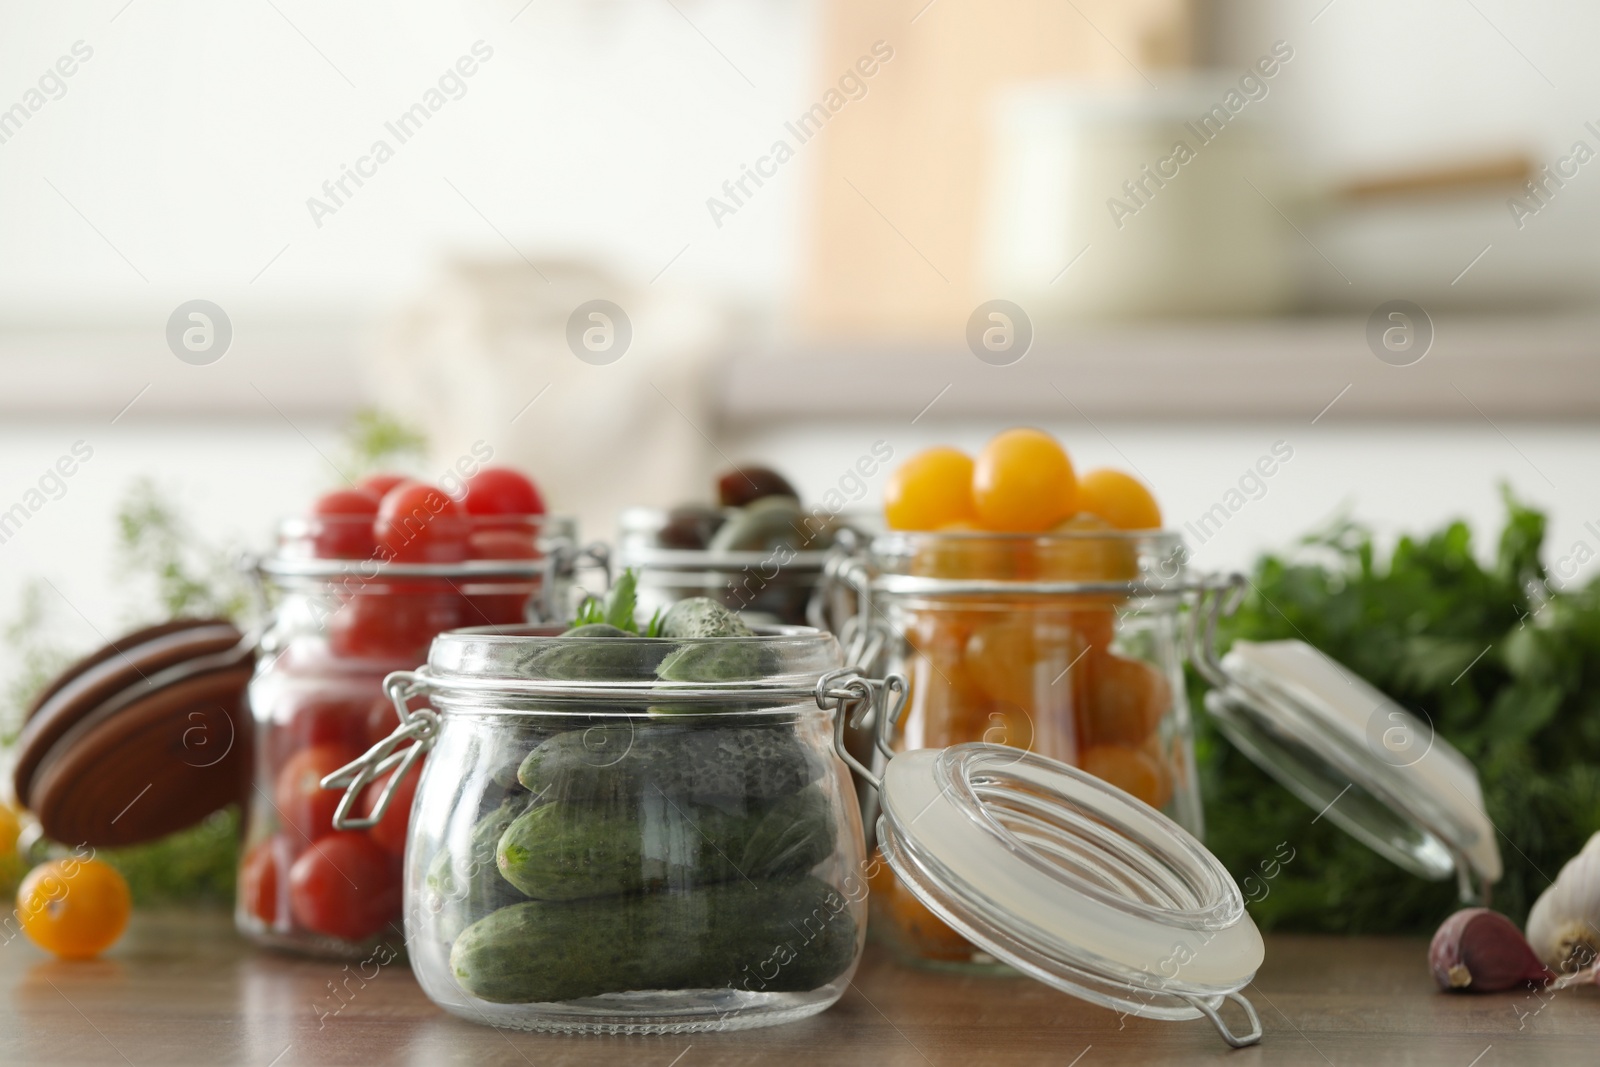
[236,513,577,957]
[334,625,872,1033]
[833,526,1202,967]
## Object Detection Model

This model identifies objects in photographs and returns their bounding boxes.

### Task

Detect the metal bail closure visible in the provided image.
[322,671,440,831]
[827,665,1264,1049]
[817,667,907,790]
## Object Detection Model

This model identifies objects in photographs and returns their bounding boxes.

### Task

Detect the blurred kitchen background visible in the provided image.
[3,0,1599,705]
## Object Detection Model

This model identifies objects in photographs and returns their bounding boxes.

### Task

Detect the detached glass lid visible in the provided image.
[1188,578,1502,902]
[827,672,1264,1049]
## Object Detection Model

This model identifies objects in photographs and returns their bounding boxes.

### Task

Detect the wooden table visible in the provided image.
[1,910,1594,1065]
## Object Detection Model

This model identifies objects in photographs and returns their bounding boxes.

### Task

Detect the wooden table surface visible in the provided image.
[1,909,1594,1066]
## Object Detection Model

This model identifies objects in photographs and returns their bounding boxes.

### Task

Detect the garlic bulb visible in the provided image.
[1526,831,1600,973]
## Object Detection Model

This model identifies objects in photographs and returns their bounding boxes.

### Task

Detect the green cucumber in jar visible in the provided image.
[653,597,771,684]
[496,785,835,900]
[450,875,858,1004]
[517,722,826,805]
[425,793,535,941]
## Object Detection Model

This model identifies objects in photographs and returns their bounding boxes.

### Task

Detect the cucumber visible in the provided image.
[517,723,826,805]
[450,876,858,1004]
[653,598,766,684]
[425,793,534,941]
[659,597,754,639]
[496,786,835,900]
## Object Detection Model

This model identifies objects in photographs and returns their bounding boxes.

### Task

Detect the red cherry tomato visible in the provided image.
[288,693,376,752]
[460,592,532,627]
[365,695,400,747]
[373,483,468,563]
[463,522,541,626]
[462,467,545,517]
[240,833,294,925]
[310,488,381,559]
[327,589,464,661]
[357,472,410,499]
[358,754,424,856]
[288,832,401,942]
[274,743,363,842]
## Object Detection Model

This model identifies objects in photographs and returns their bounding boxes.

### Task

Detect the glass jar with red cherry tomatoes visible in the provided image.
[833,525,1203,970]
[236,470,580,957]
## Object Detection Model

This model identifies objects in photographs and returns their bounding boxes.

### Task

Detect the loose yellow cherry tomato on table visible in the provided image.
[1075,468,1162,530]
[16,857,132,959]
[0,803,19,854]
[0,805,22,897]
[885,447,977,531]
[972,429,1076,532]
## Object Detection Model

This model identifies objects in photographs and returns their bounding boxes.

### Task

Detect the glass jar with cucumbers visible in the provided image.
[334,577,870,1033]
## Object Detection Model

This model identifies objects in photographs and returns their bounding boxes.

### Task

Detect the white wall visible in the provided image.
[0,0,815,324]
[9,0,1600,328]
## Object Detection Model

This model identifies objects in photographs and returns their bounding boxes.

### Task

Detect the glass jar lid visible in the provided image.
[1189,579,1502,901]
[12,618,255,847]
[877,747,1263,1041]
[828,677,1263,1048]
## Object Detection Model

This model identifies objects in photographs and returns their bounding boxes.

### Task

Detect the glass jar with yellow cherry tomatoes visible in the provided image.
[843,427,1199,968]
[838,523,1200,967]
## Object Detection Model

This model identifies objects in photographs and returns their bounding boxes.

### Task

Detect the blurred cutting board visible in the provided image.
[796,0,1194,340]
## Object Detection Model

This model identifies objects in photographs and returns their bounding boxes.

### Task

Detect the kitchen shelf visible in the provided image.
[719,314,1600,424]
[4,313,1597,422]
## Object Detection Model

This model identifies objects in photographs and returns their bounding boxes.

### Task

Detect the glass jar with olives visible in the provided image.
[617,466,867,627]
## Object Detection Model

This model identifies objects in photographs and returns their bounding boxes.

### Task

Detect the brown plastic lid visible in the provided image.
[12,618,255,848]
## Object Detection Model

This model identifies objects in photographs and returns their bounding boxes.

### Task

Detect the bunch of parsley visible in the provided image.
[1197,490,1600,933]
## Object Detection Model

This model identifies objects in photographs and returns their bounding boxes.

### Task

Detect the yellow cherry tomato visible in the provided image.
[885,447,977,531]
[16,857,131,959]
[0,805,22,897]
[1080,744,1171,809]
[0,803,19,854]
[1026,512,1139,582]
[1081,651,1171,747]
[1076,468,1162,530]
[972,429,1076,532]
[910,521,1018,579]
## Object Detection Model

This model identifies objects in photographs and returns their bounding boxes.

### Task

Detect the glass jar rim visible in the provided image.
[615,544,834,569]
[260,513,577,580]
[410,623,846,704]
[858,527,1189,599]
[872,526,1185,546]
